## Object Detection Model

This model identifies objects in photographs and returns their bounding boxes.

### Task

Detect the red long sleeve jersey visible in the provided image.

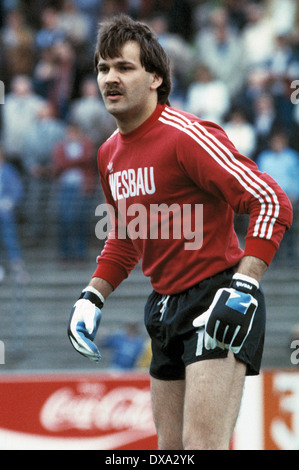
[93,104,293,294]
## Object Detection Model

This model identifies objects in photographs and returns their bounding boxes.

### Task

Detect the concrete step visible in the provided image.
[0,241,298,372]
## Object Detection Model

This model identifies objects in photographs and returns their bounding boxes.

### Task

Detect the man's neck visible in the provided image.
[116,100,158,134]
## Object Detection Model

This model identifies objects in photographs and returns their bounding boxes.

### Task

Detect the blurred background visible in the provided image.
[0,0,298,375]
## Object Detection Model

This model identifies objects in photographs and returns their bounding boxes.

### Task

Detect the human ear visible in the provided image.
[150,73,163,91]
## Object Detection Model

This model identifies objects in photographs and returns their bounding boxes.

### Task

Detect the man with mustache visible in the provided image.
[68,15,293,450]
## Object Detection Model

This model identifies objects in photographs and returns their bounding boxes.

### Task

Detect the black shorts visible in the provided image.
[144,268,266,380]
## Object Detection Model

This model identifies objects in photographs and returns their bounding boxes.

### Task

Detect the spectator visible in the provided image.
[0,148,29,284]
[24,101,66,174]
[23,101,66,242]
[241,2,276,69]
[252,92,283,157]
[256,129,299,202]
[1,9,35,80]
[67,77,116,147]
[266,33,299,136]
[71,0,103,44]
[266,34,299,87]
[52,123,96,262]
[56,0,92,50]
[256,130,299,263]
[194,6,245,97]
[49,40,78,119]
[224,107,256,159]
[32,46,58,100]
[1,75,45,173]
[102,322,145,370]
[35,7,65,51]
[267,0,297,37]
[232,66,270,120]
[149,14,193,103]
[185,64,230,125]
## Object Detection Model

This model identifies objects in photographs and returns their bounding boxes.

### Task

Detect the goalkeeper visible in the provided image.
[68,15,293,450]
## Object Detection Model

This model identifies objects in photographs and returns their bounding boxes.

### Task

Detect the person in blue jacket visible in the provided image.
[103,322,145,370]
[0,147,29,283]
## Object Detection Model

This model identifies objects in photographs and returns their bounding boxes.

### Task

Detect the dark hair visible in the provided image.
[94,14,172,105]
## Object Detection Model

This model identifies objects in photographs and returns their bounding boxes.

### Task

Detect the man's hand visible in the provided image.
[193,273,259,354]
[68,286,104,362]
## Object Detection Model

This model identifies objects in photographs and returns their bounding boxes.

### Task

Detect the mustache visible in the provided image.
[103,86,125,97]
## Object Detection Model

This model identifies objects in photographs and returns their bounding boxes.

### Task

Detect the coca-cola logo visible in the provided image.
[40,383,155,434]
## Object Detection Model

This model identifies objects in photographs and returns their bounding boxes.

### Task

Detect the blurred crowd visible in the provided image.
[0,0,299,283]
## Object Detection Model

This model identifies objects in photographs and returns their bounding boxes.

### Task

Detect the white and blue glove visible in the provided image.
[193,273,259,354]
[68,286,104,362]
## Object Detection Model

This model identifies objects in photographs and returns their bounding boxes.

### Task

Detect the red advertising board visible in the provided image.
[233,369,299,450]
[1,370,299,450]
[0,372,158,450]
[263,370,299,450]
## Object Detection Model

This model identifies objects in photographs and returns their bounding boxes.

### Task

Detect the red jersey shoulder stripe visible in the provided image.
[159,106,280,241]
[106,128,119,141]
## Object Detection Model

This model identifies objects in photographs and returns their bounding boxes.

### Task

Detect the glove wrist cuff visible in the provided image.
[231,273,259,295]
[79,286,104,309]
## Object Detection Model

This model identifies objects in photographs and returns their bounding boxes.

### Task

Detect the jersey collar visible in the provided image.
[119,104,165,142]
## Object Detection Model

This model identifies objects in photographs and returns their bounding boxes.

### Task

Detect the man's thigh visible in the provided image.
[150,377,185,450]
[183,352,246,450]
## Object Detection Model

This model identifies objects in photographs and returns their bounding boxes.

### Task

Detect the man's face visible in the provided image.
[96,41,161,128]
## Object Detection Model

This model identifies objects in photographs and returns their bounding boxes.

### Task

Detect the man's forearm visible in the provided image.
[88,277,114,300]
[236,256,268,283]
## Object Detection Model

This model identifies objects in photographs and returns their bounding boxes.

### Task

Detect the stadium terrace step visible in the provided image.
[0,243,298,372]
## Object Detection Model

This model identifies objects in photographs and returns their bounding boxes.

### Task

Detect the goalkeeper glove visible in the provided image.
[68,286,104,362]
[193,273,259,354]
